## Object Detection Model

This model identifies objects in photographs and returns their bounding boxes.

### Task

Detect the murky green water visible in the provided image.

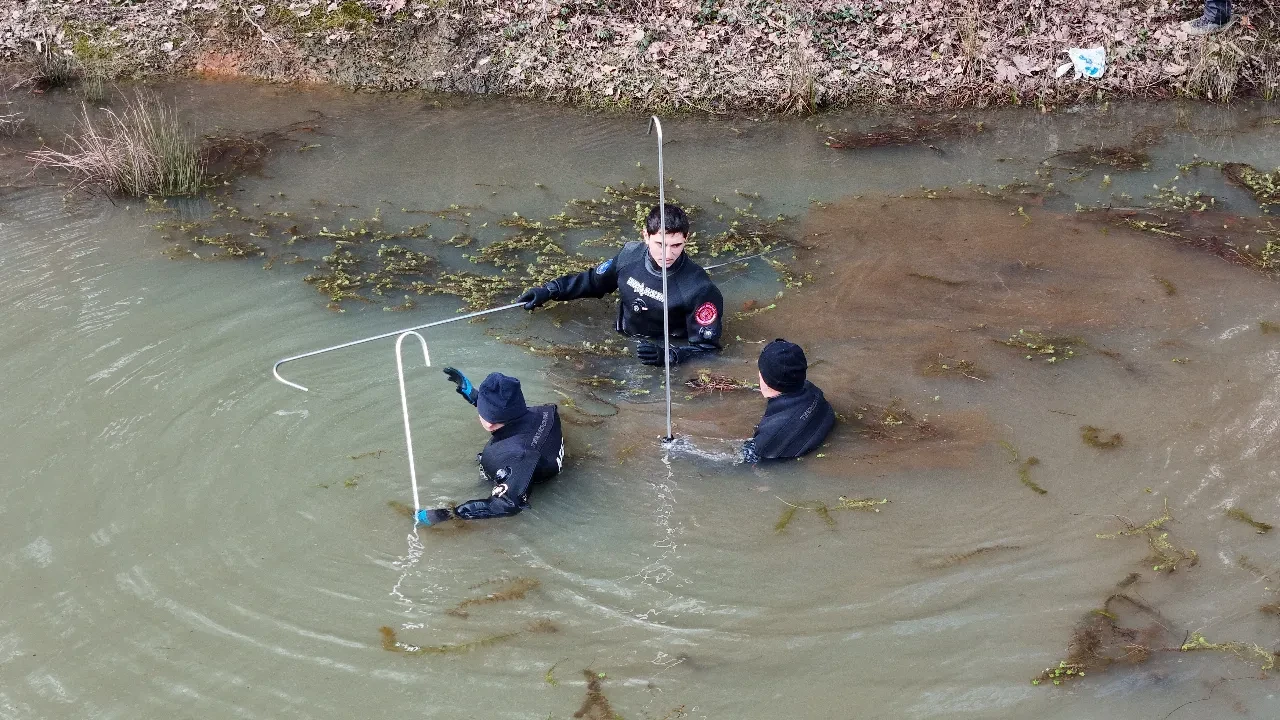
[2,84,1279,719]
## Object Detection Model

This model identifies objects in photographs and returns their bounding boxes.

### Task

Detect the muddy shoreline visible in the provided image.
[2,1,1277,114]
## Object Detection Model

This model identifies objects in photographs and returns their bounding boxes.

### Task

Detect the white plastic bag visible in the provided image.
[1055,47,1107,80]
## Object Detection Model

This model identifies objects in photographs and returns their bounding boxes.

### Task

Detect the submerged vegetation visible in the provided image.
[1081,425,1123,450]
[573,669,619,720]
[378,618,556,657]
[773,496,888,532]
[445,577,540,618]
[824,116,984,150]
[1226,508,1273,534]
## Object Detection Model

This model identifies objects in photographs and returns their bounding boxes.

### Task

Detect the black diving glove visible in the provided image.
[443,367,478,406]
[517,284,553,310]
[637,342,692,366]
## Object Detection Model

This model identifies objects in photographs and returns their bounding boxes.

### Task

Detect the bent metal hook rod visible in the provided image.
[647,115,674,442]
[271,302,523,392]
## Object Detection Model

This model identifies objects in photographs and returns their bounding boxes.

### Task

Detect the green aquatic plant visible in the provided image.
[445,577,541,618]
[1097,500,1198,572]
[1261,321,1280,334]
[1226,508,1273,534]
[1261,603,1280,616]
[1081,425,1123,450]
[835,496,889,512]
[545,658,567,686]
[1180,632,1277,672]
[730,301,777,320]
[765,256,812,288]
[1145,181,1216,212]
[1018,457,1047,495]
[1222,163,1280,212]
[1153,276,1177,296]
[997,329,1083,363]
[191,233,264,259]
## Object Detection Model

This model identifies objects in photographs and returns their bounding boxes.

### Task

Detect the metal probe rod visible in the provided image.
[648,116,673,442]
[272,302,523,392]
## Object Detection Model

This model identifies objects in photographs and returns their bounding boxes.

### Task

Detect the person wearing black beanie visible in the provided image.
[742,339,836,464]
[414,369,564,524]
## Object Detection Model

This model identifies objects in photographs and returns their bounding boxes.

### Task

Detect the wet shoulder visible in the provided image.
[618,241,646,266]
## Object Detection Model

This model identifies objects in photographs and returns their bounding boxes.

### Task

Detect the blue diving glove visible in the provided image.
[416,508,453,525]
[443,367,478,406]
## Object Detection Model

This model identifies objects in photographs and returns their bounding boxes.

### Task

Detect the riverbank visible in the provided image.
[1,1,1277,113]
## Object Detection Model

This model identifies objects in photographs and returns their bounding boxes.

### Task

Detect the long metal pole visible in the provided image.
[393,331,431,516]
[272,302,522,392]
[648,116,673,441]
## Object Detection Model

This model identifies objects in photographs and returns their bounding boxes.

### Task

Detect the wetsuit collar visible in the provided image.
[643,247,688,277]
[489,409,534,441]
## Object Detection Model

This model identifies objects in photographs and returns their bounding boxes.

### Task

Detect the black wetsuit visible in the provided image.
[448,405,564,520]
[741,382,836,463]
[547,241,724,363]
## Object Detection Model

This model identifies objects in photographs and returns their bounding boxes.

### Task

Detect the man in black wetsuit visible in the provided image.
[516,204,724,367]
[414,369,564,524]
[741,339,836,464]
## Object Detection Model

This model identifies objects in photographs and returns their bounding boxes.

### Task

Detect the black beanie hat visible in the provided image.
[758,339,807,394]
[477,372,527,424]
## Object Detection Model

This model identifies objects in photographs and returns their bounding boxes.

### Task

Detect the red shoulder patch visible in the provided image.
[695,301,718,326]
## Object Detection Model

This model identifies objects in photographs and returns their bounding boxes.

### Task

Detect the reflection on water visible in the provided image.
[1,84,1279,719]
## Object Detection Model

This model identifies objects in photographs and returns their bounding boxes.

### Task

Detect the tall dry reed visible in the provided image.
[28,93,205,196]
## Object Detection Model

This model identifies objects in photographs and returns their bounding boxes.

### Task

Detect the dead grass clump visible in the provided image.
[0,100,24,136]
[28,94,205,196]
[825,115,984,150]
[1032,593,1170,686]
[996,329,1083,364]
[684,370,756,395]
[854,399,935,441]
[920,353,986,380]
[1081,425,1123,450]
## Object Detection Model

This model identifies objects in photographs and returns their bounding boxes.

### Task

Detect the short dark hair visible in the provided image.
[645,204,690,236]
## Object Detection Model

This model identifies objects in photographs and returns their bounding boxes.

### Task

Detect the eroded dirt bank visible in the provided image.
[2,1,1278,113]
